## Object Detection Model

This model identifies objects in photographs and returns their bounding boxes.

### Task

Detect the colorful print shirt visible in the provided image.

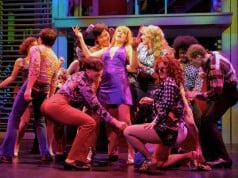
[137,43,172,76]
[28,45,59,86]
[183,63,203,92]
[137,43,155,76]
[57,71,113,122]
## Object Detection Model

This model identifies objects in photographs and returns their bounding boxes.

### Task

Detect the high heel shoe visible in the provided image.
[86,146,96,163]
[138,159,152,173]
[189,159,212,171]
[64,161,91,171]
[127,152,135,165]
[126,158,135,165]
[188,151,212,171]
[14,146,19,157]
[14,151,19,157]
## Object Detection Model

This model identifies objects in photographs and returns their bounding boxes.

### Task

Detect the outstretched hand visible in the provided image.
[139,97,154,105]
[24,89,32,102]
[185,91,197,100]
[110,118,128,130]
[195,147,205,163]
[72,25,83,39]
[58,57,65,67]
[117,121,128,130]
[144,122,155,129]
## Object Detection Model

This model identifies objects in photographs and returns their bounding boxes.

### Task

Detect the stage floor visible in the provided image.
[0,132,238,178]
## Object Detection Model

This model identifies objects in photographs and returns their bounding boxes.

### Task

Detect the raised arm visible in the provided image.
[67,60,80,75]
[72,26,104,59]
[126,45,138,72]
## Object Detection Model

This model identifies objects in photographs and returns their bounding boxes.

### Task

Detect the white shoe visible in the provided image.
[127,158,134,165]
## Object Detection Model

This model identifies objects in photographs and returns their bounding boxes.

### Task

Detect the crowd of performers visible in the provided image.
[0,23,237,172]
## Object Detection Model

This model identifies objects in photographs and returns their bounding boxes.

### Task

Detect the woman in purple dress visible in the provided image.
[73,25,137,164]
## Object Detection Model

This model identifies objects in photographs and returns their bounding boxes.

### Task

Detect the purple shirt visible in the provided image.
[57,71,113,122]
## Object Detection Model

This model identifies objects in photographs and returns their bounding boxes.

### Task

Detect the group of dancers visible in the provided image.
[0,23,237,172]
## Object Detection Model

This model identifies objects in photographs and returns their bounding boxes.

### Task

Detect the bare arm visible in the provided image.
[72,26,104,59]
[0,58,23,89]
[24,75,37,101]
[139,97,154,105]
[67,60,80,75]
[127,38,141,73]
[126,45,138,72]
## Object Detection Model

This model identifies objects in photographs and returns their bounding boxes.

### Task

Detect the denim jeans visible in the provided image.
[0,81,49,157]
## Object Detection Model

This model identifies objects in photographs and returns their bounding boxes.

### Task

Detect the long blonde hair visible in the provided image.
[111,26,133,46]
[142,25,173,58]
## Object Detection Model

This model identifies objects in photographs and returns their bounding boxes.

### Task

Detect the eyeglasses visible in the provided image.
[156,67,166,73]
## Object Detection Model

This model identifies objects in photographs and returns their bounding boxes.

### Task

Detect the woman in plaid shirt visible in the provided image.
[124,55,200,172]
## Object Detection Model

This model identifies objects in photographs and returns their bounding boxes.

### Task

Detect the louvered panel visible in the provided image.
[0,0,4,127]
[2,24,52,27]
[1,18,52,22]
[1,55,23,58]
[1,13,52,17]
[0,0,52,131]
[0,29,43,33]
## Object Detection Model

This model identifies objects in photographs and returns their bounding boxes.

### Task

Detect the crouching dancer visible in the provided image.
[41,57,127,171]
[124,56,205,172]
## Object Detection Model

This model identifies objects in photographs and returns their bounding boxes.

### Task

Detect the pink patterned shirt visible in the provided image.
[28,45,59,93]
[28,45,59,92]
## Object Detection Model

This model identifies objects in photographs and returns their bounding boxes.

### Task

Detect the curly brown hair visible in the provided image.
[186,44,208,59]
[172,35,199,59]
[92,23,109,39]
[19,36,37,55]
[84,56,104,71]
[38,28,57,46]
[154,55,184,86]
